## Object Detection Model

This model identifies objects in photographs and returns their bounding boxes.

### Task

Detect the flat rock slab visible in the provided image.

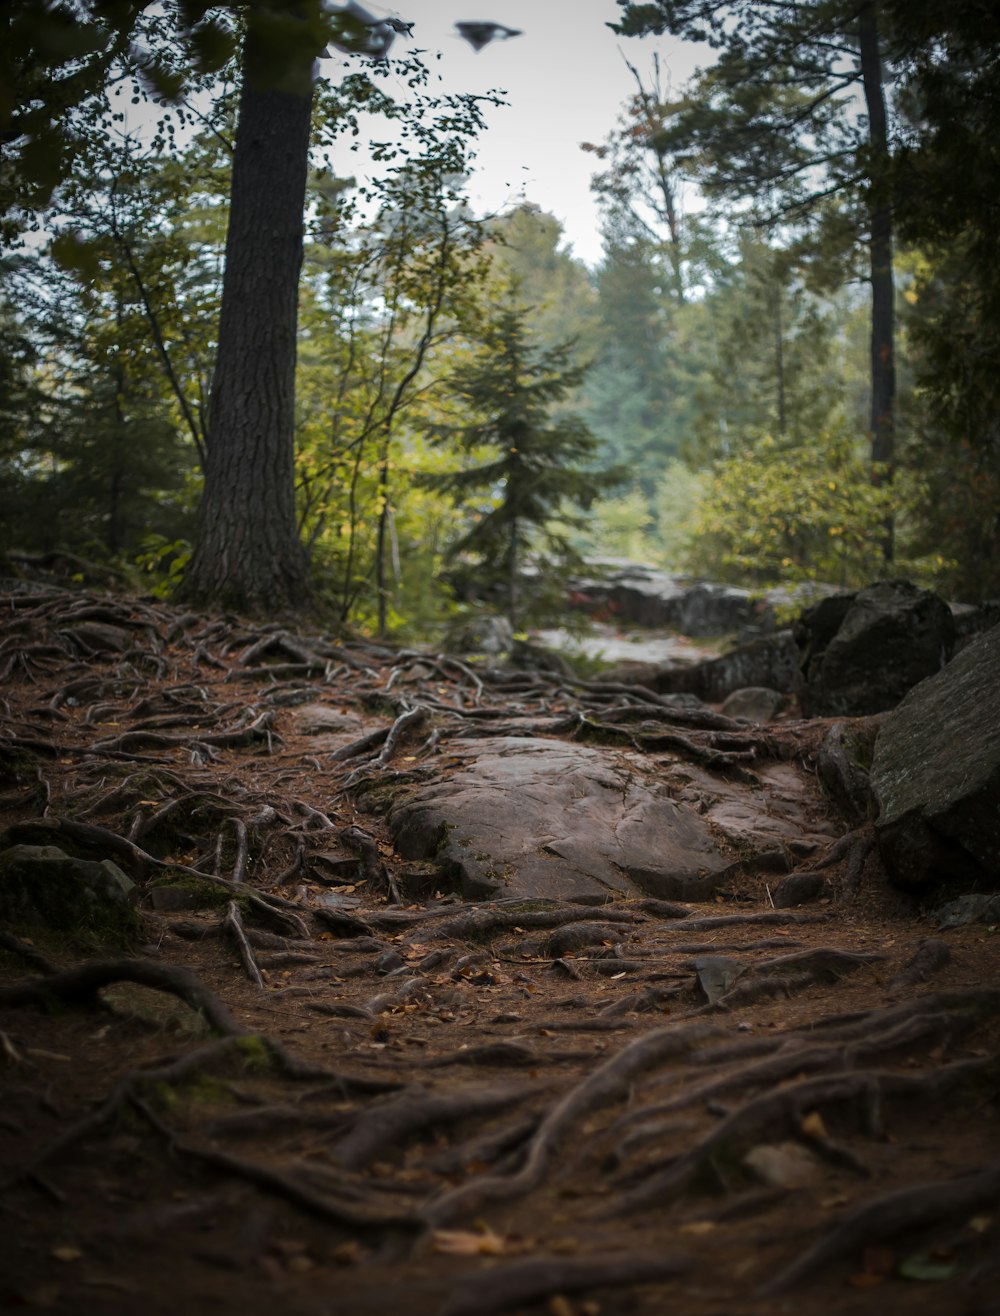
[388,737,730,904]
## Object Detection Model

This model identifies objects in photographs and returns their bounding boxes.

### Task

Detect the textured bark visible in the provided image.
[180,29,314,615]
[859,2,896,560]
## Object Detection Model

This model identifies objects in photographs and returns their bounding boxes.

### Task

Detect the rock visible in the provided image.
[443,613,514,657]
[796,580,955,716]
[816,718,882,823]
[743,1141,825,1189]
[720,687,785,722]
[871,623,1000,890]
[0,844,139,945]
[387,737,732,904]
[607,631,799,703]
[570,561,774,637]
[934,892,1000,928]
[772,872,830,907]
[290,704,363,736]
[506,639,573,676]
[694,955,745,1004]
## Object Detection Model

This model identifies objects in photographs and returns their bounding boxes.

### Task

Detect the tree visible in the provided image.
[5,2,490,616]
[424,301,619,627]
[613,1,898,553]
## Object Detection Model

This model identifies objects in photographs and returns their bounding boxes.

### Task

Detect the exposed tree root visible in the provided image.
[334,1081,544,1170]
[0,957,241,1034]
[761,1163,1000,1293]
[422,1023,721,1226]
[437,1251,693,1316]
[601,1053,999,1218]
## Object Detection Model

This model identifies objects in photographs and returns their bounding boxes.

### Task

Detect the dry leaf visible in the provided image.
[800,1110,828,1139]
[431,1227,507,1257]
[678,1220,717,1236]
[332,1241,364,1266]
[548,1296,574,1316]
[51,1245,83,1263]
[969,1214,992,1234]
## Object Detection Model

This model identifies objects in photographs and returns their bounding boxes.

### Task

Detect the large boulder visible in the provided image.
[388,737,732,904]
[796,580,955,716]
[606,631,799,703]
[871,623,1000,890]
[570,562,774,637]
[0,843,140,945]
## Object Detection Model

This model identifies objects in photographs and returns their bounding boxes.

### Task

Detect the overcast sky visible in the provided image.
[337,1,708,267]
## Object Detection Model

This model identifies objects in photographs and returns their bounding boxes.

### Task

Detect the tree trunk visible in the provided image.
[180,28,315,615]
[859,2,896,561]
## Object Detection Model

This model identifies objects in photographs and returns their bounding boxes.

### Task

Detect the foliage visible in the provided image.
[423,300,622,626]
[682,430,907,589]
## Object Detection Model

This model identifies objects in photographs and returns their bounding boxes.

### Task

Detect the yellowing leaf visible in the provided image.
[432,1227,508,1256]
[800,1110,828,1139]
[51,1245,83,1263]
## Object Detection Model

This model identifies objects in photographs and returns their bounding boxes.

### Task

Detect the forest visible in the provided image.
[3,0,998,632]
[2,7,1000,1315]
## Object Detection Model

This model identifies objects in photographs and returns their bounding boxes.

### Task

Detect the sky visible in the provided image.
[327,0,709,267]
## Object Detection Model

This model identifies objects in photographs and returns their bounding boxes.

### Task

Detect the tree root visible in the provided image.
[761,1162,1000,1293]
[334,1080,544,1170]
[223,901,264,988]
[437,1251,693,1316]
[421,1022,721,1226]
[600,1053,999,1218]
[0,956,241,1033]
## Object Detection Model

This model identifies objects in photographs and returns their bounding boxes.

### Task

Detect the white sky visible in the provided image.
[339,0,709,267]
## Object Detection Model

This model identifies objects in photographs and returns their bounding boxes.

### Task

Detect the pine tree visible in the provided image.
[426,303,621,627]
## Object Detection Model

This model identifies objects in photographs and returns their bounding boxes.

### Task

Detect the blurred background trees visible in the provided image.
[2,0,998,630]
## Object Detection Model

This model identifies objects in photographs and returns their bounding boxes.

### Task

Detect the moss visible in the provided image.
[146,872,235,911]
[233,1033,274,1072]
[0,845,141,950]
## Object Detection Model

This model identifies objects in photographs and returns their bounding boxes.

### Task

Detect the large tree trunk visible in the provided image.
[180,27,314,615]
[859,2,896,562]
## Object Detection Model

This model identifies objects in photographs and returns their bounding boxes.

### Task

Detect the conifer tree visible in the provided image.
[426,302,621,626]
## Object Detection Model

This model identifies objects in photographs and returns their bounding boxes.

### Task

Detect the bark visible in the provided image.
[180,26,315,615]
[859,2,896,561]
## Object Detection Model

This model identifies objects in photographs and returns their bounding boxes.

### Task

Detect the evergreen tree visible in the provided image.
[425,303,621,626]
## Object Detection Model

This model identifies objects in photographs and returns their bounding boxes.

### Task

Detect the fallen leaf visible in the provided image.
[332,1241,364,1266]
[51,1245,83,1263]
[678,1220,717,1236]
[848,1272,886,1289]
[431,1227,507,1257]
[968,1214,992,1234]
[800,1110,828,1139]
[548,1296,574,1316]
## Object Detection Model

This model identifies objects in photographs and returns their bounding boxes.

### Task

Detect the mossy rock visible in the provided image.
[0,844,141,948]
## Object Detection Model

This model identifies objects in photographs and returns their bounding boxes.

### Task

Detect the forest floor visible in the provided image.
[0,588,998,1316]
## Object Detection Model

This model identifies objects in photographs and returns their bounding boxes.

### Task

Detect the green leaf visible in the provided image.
[897,1254,957,1282]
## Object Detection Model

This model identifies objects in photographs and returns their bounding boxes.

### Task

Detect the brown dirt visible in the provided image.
[1,588,998,1316]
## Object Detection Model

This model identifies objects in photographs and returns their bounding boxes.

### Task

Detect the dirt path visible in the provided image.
[1,589,998,1316]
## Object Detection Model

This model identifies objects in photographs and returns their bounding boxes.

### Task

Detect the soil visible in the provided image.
[1,588,998,1316]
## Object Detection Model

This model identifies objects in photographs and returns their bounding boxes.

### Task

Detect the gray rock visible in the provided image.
[290,703,363,736]
[0,844,139,944]
[816,718,882,823]
[443,613,514,657]
[387,737,731,904]
[772,872,829,907]
[935,892,1000,929]
[871,623,1000,890]
[608,631,799,703]
[720,687,785,722]
[570,562,773,637]
[796,580,955,716]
